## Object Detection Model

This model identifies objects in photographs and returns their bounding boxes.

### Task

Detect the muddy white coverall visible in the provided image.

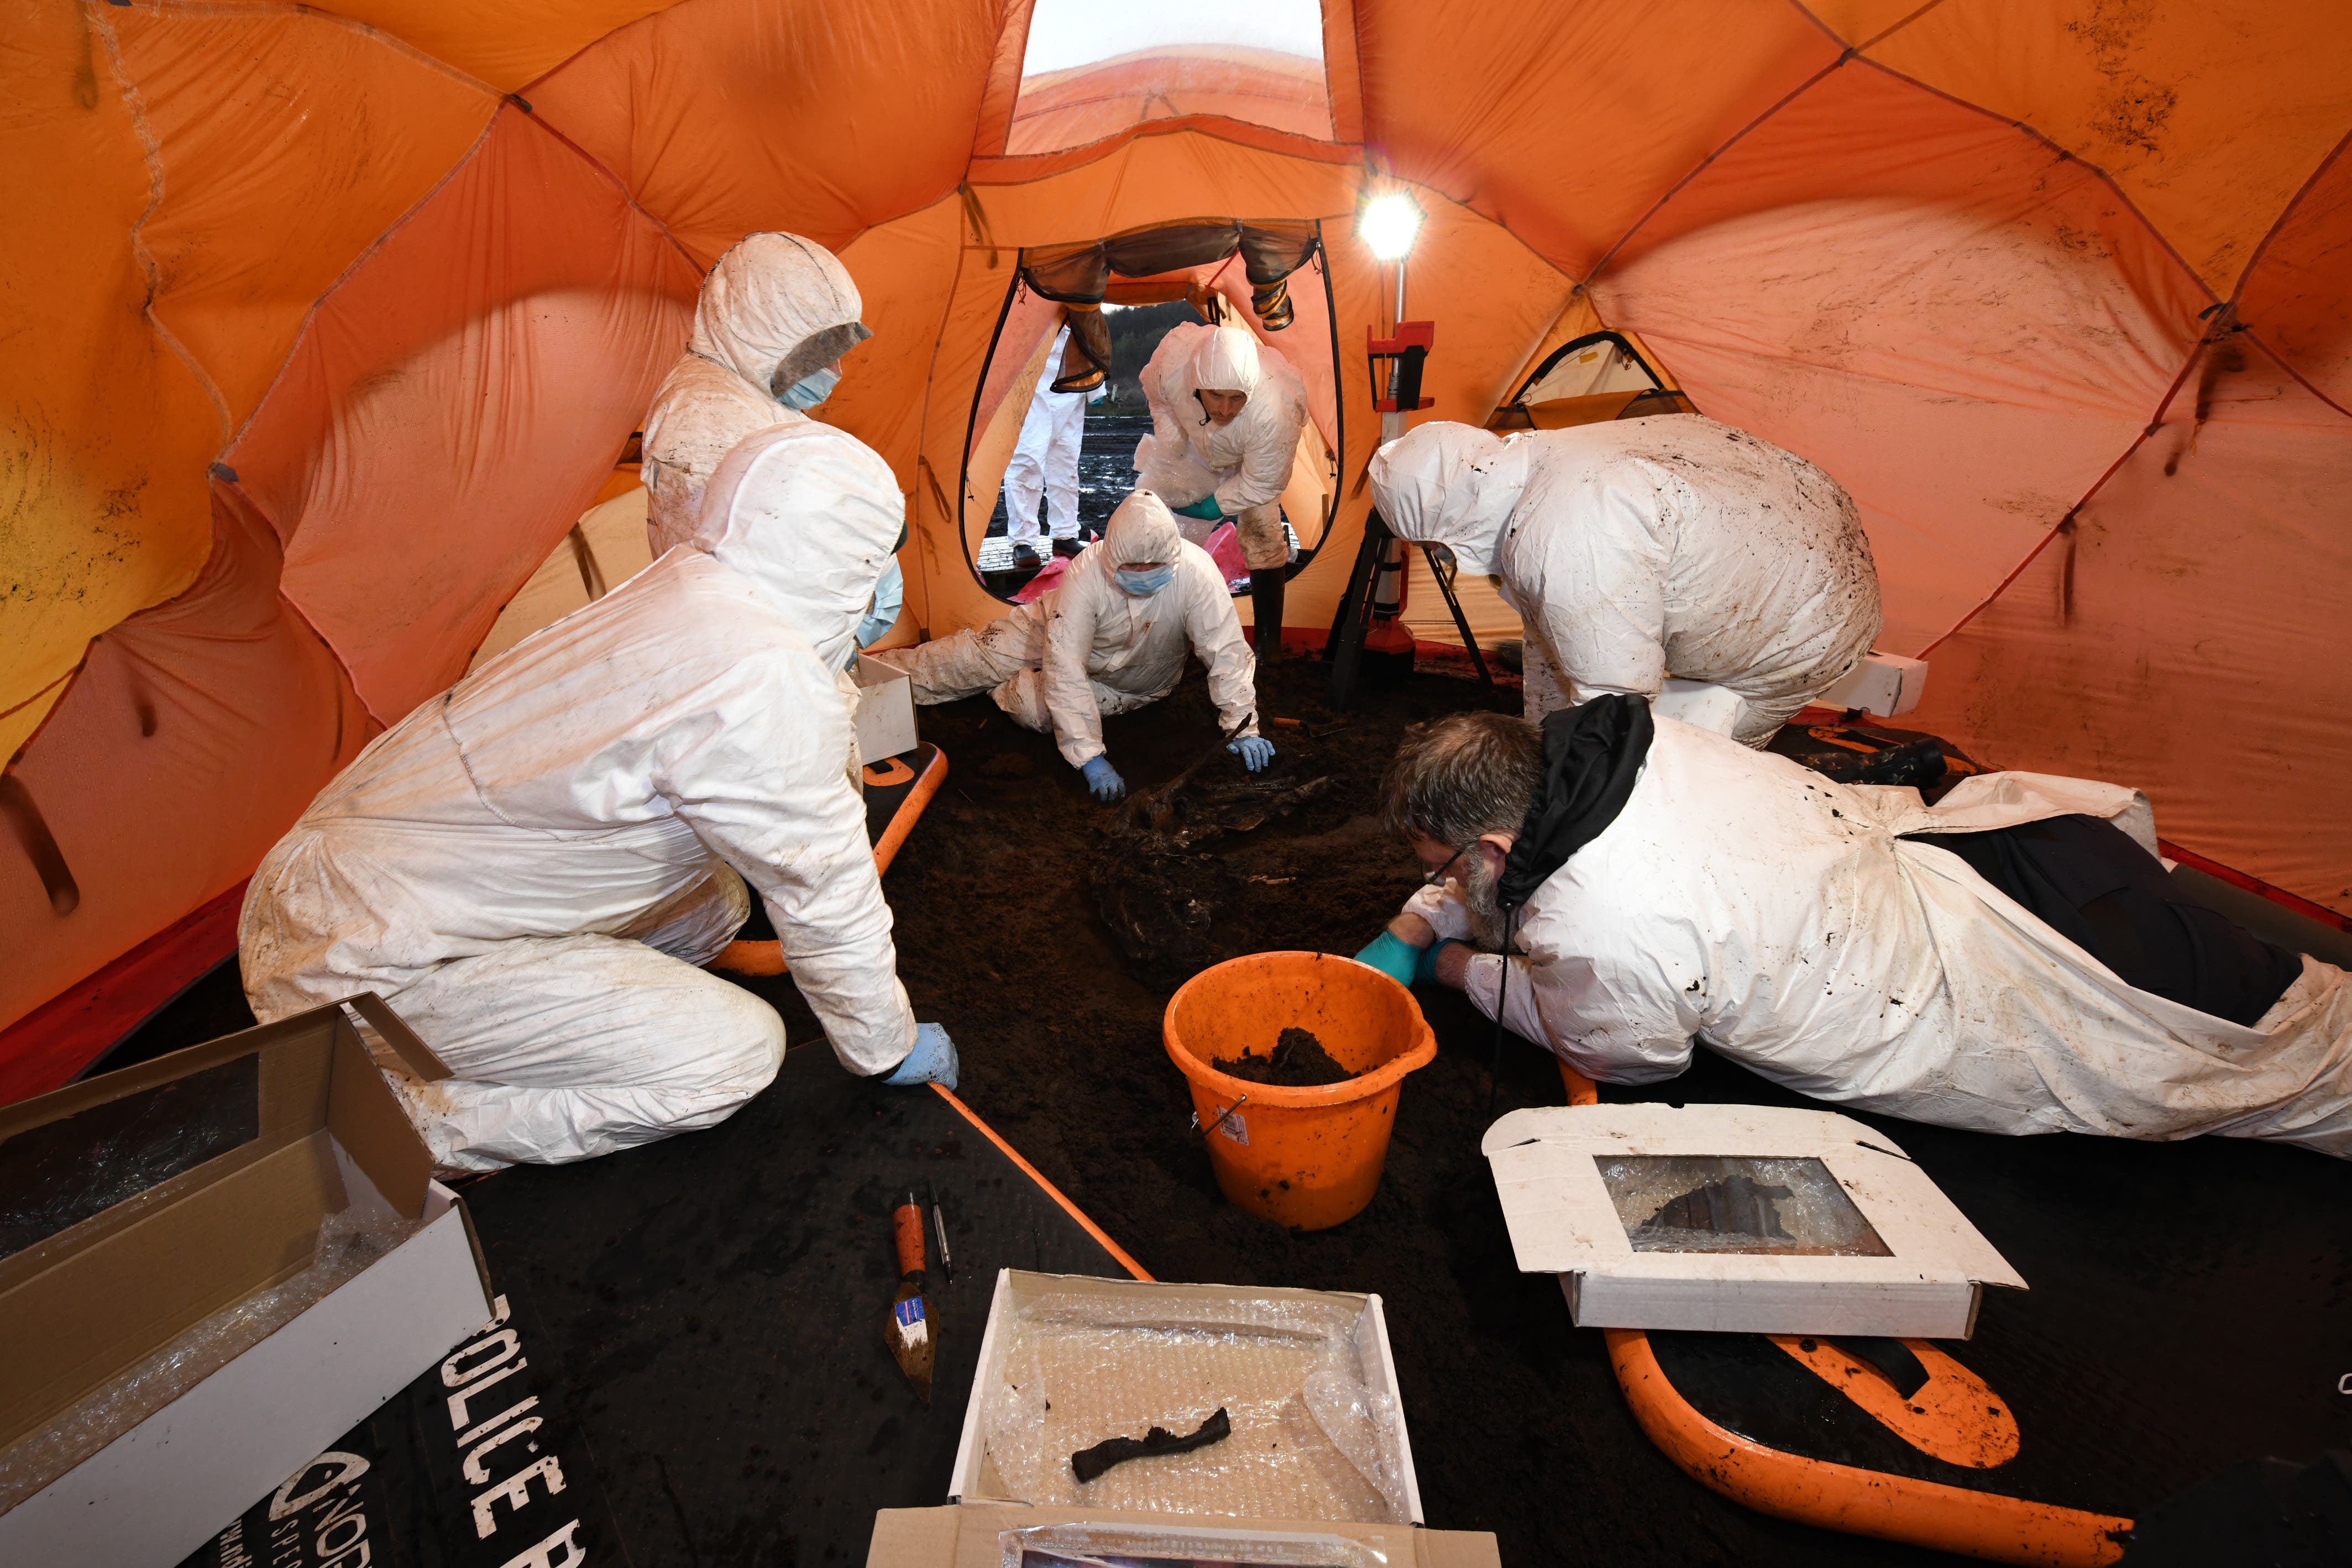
[1135,323,1308,572]
[641,232,871,558]
[1370,418,1882,744]
[883,492,1260,768]
[240,423,915,1172]
[1003,324,1087,546]
[1449,719,2352,1156]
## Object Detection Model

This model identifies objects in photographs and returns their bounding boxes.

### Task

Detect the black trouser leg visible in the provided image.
[1249,571,1286,666]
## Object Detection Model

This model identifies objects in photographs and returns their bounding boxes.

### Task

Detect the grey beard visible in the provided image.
[1459,850,1511,950]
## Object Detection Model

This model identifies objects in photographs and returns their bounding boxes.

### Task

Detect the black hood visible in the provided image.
[1498,694,1654,911]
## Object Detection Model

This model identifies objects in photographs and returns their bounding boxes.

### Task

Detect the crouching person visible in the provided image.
[876,491,1272,803]
[1363,700,2352,1156]
[239,423,958,1175]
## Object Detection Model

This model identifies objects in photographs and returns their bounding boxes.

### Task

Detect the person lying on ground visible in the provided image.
[1135,322,1309,665]
[1369,416,1882,746]
[872,491,1272,803]
[1356,701,2351,1156]
[240,423,956,1177]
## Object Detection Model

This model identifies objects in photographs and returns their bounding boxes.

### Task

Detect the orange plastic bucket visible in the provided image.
[1164,951,1439,1230]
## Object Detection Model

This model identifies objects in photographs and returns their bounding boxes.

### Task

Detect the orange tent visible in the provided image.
[5,0,2349,1086]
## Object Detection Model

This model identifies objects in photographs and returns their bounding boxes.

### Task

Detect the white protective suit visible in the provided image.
[641,232,871,557]
[1135,323,1308,571]
[1447,720,2352,1155]
[240,422,916,1172]
[1370,418,1882,745]
[1003,324,1087,547]
[883,492,1260,768]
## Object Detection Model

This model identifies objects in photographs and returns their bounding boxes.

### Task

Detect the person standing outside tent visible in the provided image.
[876,492,1272,802]
[1135,322,1309,665]
[239,423,957,1175]
[1369,417,1882,746]
[1355,702,2351,1156]
[1002,322,1096,567]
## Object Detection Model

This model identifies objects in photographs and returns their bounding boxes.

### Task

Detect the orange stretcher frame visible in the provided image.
[1554,1058,2135,1563]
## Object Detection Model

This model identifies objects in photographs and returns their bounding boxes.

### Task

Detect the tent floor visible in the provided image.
[127,654,2352,1565]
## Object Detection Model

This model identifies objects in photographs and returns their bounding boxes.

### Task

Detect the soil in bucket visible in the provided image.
[1212,1026,1355,1087]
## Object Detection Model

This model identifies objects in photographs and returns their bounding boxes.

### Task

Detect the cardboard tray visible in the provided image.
[1481,1104,2025,1338]
[0,995,495,1567]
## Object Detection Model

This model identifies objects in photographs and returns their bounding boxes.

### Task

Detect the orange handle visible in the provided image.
[893,1199,926,1278]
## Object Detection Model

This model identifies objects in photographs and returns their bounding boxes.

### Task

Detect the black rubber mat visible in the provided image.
[182,1040,1133,1567]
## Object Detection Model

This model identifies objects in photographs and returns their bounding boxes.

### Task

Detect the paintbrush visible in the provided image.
[886,1189,935,1404]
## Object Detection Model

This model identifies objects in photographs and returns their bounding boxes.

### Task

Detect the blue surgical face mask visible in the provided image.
[1115,563,1175,597]
[857,559,903,648]
[779,365,840,411]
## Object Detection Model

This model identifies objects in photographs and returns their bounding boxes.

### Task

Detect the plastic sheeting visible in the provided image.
[6,1,2351,1060]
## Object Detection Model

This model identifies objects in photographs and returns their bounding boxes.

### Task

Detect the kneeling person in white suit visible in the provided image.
[240,423,957,1174]
[881,491,1273,802]
[1370,417,1882,746]
[1371,700,2351,1157]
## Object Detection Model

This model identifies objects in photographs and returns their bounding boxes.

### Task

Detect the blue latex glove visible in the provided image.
[1416,938,1467,987]
[1229,735,1275,772]
[1172,495,1224,521]
[882,1022,959,1090]
[1080,755,1127,802]
[1352,930,1423,987]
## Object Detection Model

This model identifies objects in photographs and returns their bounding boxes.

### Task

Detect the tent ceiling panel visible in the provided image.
[1907,338,2352,915]
[1594,62,2204,653]
[527,0,1009,265]
[1863,0,2352,294]
[224,109,700,724]
[312,0,687,92]
[1,487,374,1051]
[2236,146,2352,413]
[967,134,1360,241]
[1008,46,1335,156]
[1352,0,1840,278]
[2,2,218,761]
[105,2,500,429]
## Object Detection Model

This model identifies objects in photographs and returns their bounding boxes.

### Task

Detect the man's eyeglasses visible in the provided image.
[1421,846,1466,887]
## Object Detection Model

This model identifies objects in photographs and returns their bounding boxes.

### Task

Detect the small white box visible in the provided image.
[1481,1104,2023,1339]
[0,997,495,1568]
[1819,651,1929,716]
[855,656,919,764]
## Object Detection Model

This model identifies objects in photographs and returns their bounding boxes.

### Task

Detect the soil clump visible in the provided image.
[1213,1025,1354,1086]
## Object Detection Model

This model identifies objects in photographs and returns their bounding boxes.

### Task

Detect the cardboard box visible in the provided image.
[1819,650,1929,717]
[0,994,495,1567]
[1482,1104,2024,1339]
[869,1270,1500,1567]
[855,656,919,765]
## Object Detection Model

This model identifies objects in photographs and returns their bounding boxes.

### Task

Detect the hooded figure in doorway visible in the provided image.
[239,422,956,1176]
[1135,322,1310,664]
[1369,417,1882,745]
[876,491,1270,802]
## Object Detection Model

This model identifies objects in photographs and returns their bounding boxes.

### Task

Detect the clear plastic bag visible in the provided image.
[1597,1155,1892,1256]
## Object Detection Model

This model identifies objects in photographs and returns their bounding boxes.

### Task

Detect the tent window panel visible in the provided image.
[1009,0,1332,155]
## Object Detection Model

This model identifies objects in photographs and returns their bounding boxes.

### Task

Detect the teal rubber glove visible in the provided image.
[883,1022,959,1090]
[1080,755,1126,802]
[1229,735,1275,772]
[1352,930,1422,987]
[1173,495,1224,521]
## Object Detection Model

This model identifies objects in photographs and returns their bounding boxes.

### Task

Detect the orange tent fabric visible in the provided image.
[4,0,2348,1064]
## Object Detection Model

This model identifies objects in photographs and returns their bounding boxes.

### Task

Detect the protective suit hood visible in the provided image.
[699,422,904,669]
[1368,421,1532,575]
[1103,490,1183,570]
[1191,324,1263,398]
[690,232,873,398]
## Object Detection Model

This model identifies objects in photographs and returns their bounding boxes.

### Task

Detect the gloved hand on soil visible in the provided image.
[1228,735,1276,772]
[1080,755,1127,803]
[1352,929,1423,987]
[882,1022,960,1090]
[1172,496,1225,521]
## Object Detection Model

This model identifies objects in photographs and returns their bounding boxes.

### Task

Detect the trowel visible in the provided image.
[886,1189,935,1404]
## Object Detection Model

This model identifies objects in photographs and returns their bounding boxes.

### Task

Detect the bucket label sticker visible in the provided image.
[1218,1113,1248,1146]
